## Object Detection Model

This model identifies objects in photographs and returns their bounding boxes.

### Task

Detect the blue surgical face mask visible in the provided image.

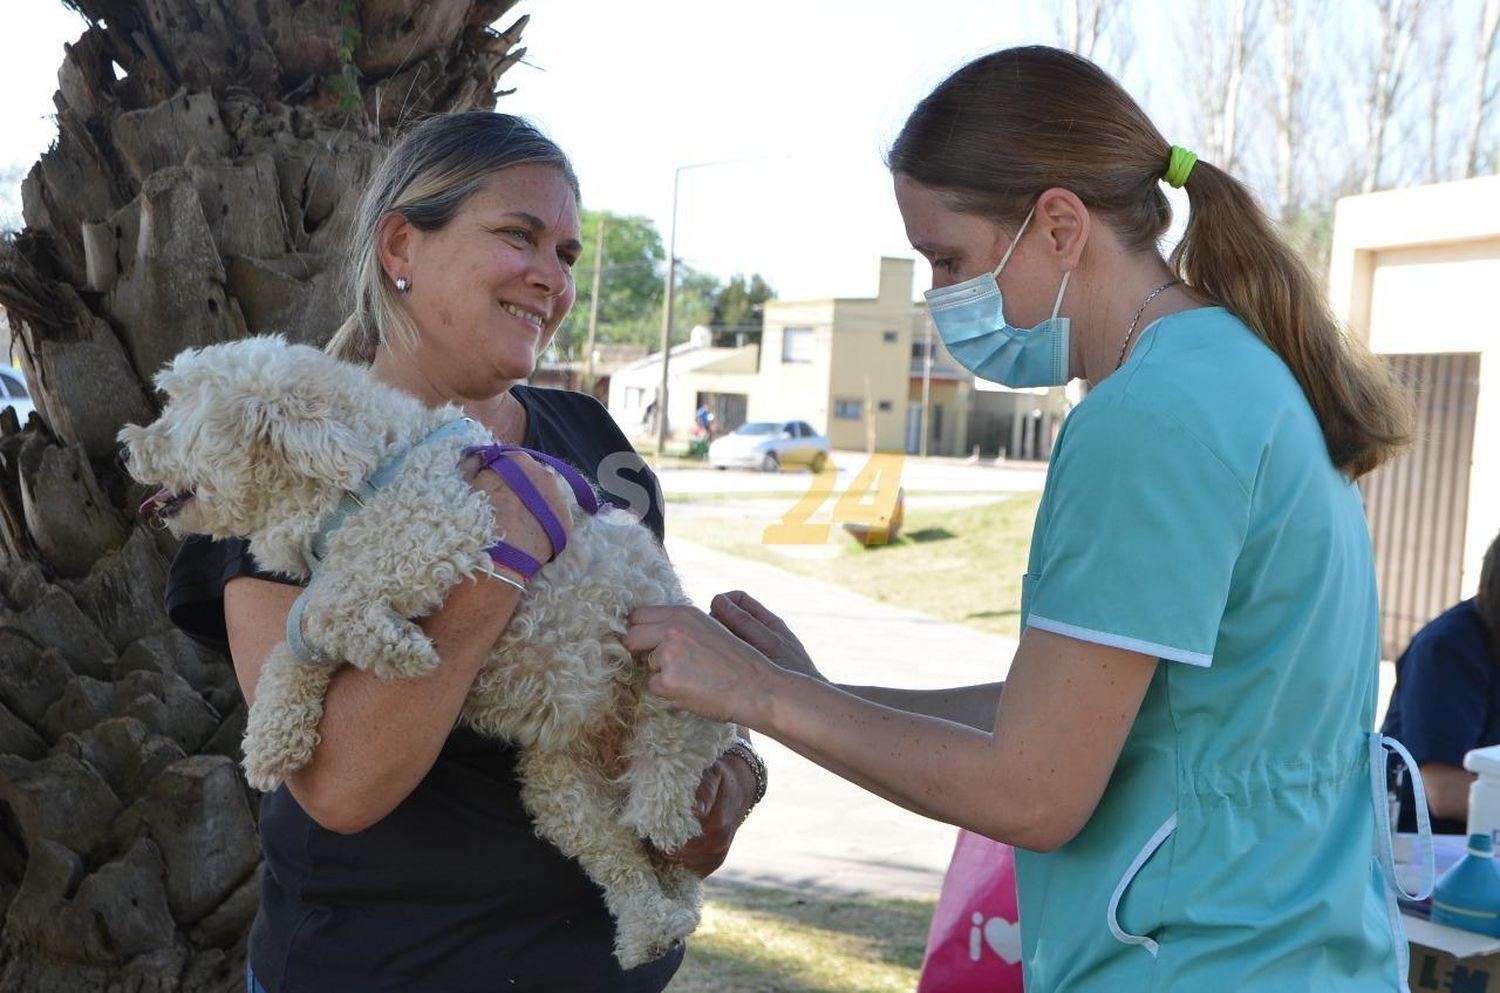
[924,207,1073,388]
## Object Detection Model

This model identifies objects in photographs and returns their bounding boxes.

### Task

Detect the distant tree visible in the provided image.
[1464,0,1500,176]
[1270,0,1316,223]
[1190,0,1259,174]
[548,209,734,357]
[554,210,665,358]
[0,164,25,233]
[1057,0,1134,72]
[711,273,774,335]
[673,268,723,338]
[1423,13,1458,183]
[1363,0,1432,192]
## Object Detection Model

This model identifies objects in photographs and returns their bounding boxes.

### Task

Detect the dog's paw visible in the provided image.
[622,790,702,852]
[357,609,441,679]
[241,723,319,792]
[612,896,700,969]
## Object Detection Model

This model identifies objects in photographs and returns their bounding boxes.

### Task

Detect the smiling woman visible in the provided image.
[371,164,582,397]
[162,112,761,993]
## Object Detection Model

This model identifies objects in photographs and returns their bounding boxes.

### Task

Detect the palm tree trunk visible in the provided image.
[0,2,527,989]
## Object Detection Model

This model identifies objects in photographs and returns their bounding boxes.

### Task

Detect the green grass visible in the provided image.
[668,882,933,992]
[668,493,1041,640]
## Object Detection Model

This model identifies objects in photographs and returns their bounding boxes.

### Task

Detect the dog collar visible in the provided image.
[307,416,475,566]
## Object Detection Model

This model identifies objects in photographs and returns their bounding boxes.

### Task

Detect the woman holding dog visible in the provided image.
[626,46,1424,991]
[167,113,762,992]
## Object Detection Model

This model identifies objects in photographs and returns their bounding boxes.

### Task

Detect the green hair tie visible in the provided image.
[1165,145,1197,189]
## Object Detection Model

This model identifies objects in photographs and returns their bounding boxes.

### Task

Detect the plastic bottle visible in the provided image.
[1432,833,1500,937]
[1465,744,1500,843]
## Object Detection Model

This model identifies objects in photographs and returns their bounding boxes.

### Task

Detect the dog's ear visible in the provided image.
[240,392,380,489]
[152,345,208,403]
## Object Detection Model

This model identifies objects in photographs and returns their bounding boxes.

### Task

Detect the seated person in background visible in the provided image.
[1383,530,1500,833]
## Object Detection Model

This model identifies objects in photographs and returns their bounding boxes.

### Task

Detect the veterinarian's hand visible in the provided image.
[625,605,782,727]
[460,450,573,564]
[657,756,754,877]
[709,591,827,683]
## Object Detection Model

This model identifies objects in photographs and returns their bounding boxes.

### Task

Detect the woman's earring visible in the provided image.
[395,276,411,293]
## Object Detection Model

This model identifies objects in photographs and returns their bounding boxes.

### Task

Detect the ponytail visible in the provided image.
[1171,162,1411,478]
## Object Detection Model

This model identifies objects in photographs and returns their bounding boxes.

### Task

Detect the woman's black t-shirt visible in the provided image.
[166,385,677,993]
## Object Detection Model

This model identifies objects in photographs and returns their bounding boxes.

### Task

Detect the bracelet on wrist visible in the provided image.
[478,562,528,594]
[724,735,768,814]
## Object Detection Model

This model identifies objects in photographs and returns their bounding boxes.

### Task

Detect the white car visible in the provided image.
[0,367,35,425]
[708,420,831,473]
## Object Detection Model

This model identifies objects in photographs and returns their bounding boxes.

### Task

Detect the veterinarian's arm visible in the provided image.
[710,591,1004,731]
[830,684,1005,732]
[225,453,572,834]
[629,609,1156,852]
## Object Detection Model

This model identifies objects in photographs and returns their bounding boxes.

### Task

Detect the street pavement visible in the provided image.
[659,449,1049,498]
[665,534,1020,902]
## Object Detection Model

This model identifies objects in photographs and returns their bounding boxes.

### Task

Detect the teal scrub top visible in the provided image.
[1016,307,1406,992]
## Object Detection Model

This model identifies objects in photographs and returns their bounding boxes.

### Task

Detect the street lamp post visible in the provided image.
[920,313,934,458]
[583,213,605,397]
[654,167,682,461]
[651,154,780,464]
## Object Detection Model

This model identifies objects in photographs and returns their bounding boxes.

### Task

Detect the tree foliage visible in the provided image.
[711,273,775,334]
[553,210,774,359]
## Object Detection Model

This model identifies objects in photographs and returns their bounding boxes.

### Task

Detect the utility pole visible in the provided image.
[654,168,681,462]
[920,315,933,459]
[583,214,604,398]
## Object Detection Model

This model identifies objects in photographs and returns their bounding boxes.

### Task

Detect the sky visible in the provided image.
[1,2,1186,303]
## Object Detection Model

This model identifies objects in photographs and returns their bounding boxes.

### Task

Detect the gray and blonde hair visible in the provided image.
[325,111,580,365]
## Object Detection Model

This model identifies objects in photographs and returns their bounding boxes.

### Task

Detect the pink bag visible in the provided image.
[916,830,1025,992]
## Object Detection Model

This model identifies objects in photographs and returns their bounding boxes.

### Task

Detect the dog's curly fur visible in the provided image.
[118,336,735,967]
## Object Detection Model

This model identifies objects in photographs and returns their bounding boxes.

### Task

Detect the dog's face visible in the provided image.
[119,336,379,540]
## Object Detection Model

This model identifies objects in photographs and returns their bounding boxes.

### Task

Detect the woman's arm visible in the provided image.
[225,452,570,834]
[1420,762,1476,823]
[628,607,1156,852]
[709,590,1004,730]
[832,683,1005,732]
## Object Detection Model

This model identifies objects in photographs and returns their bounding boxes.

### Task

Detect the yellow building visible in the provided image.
[1329,176,1500,656]
[757,257,916,451]
[759,257,1069,458]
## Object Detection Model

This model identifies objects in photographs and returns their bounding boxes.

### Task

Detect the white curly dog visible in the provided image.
[118,335,735,967]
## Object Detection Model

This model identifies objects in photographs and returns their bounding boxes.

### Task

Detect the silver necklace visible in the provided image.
[1115,280,1180,370]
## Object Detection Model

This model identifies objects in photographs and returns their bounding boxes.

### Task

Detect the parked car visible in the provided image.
[0,367,36,425]
[708,419,831,473]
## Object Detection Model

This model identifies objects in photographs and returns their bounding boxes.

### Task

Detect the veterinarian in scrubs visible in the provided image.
[627,46,1429,992]
[166,113,764,993]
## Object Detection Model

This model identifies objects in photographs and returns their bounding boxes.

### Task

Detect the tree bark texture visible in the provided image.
[0,2,527,989]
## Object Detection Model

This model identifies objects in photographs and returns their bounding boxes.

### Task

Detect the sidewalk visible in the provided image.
[666,536,1019,901]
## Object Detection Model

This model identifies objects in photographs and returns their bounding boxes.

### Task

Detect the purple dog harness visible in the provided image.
[462,444,600,579]
[285,423,600,664]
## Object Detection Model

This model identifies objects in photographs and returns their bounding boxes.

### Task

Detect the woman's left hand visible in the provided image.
[657,752,757,877]
[625,605,779,726]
